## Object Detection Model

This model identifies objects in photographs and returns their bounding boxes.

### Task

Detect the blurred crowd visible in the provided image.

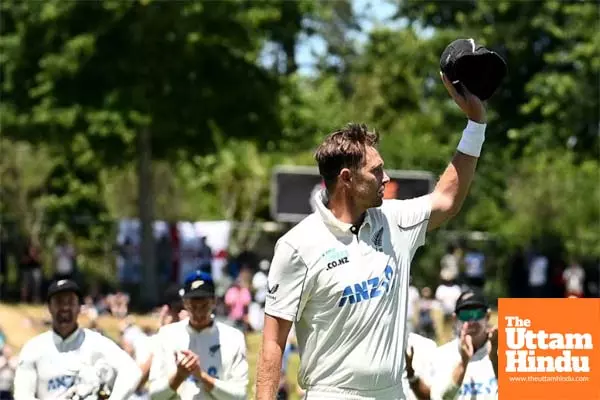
[408,242,599,342]
[1,228,599,399]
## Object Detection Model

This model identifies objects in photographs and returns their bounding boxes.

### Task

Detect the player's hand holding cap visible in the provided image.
[440,38,507,100]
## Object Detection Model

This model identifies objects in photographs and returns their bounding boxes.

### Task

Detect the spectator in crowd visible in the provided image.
[155,233,172,286]
[52,232,76,282]
[198,236,212,275]
[18,238,43,304]
[462,245,486,290]
[435,277,462,324]
[106,292,130,319]
[248,261,268,332]
[527,249,549,298]
[440,243,461,284]
[563,258,585,298]
[0,342,17,400]
[224,267,252,331]
[508,246,528,298]
[416,287,439,340]
[406,279,420,335]
[158,285,189,327]
[118,237,142,304]
[252,260,270,305]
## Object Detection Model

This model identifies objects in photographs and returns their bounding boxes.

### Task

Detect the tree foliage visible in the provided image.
[0,0,597,294]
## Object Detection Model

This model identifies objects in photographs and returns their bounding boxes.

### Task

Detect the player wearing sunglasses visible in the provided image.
[429,289,499,400]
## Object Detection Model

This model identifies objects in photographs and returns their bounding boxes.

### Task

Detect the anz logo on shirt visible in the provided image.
[338,265,394,307]
[47,375,77,391]
[460,377,498,396]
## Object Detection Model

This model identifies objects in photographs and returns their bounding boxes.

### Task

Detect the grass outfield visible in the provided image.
[0,303,497,399]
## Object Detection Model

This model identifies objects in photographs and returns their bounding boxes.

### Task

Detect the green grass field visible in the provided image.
[0,303,497,399]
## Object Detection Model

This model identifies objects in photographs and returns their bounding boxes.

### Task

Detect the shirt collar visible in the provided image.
[185,318,216,335]
[314,189,371,234]
[52,327,82,346]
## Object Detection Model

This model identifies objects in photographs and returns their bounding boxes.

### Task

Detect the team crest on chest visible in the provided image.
[372,227,384,252]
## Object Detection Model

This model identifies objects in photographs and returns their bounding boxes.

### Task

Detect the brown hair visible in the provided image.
[314,123,379,192]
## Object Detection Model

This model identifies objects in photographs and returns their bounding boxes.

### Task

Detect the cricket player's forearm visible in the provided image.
[256,340,284,400]
[410,378,431,400]
[109,362,143,400]
[137,356,153,391]
[435,151,478,216]
[207,377,247,400]
[438,360,468,399]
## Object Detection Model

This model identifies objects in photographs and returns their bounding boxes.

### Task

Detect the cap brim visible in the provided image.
[455,300,487,311]
[182,291,214,299]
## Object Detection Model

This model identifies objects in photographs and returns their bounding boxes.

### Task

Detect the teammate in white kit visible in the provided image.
[149,272,248,400]
[14,279,142,400]
[256,74,489,399]
[429,290,498,400]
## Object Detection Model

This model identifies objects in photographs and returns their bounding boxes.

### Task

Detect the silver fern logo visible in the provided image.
[372,228,383,251]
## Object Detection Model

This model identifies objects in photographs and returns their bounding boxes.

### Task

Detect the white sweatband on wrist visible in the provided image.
[457,120,487,157]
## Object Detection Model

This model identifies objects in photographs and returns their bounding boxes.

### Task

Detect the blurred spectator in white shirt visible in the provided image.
[440,244,460,284]
[435,281,462,322]
[563,259,585,298]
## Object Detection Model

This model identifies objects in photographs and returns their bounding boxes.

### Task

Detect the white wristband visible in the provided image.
[457,120,486,157]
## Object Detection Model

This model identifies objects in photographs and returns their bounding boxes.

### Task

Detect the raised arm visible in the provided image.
[428,73,487,231]
[256,315,293,400]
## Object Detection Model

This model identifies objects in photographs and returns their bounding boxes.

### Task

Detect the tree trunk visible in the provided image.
[138,128,157,308]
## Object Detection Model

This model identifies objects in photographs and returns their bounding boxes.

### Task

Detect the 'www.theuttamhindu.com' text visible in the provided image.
[508,376,590,383]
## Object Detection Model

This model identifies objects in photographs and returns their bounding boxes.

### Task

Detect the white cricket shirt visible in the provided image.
[148,319,248,400]
[429,339,498,400]
[265,190,431,399]
[401,333,437,400]
[13,328,141,400]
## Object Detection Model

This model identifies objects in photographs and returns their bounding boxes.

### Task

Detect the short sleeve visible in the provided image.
[264,239,309,322]
[386,195,432,256]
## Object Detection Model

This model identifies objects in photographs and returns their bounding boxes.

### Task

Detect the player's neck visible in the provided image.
[53,324,78,339]
[327,190,366,225]
[188,318,214,332]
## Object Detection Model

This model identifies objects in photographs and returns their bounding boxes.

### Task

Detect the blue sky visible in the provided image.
[295,0,399,75]
[259,0,399,75]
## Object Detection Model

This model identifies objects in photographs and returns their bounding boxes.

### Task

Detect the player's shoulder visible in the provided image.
[433,338,460,358]
[82,328,120,348]
[157,319,188,336]
[20,330,53,354]
[408,332,437,351]
[214,321,245,342]
[274,213,329,262]
[380,196,432,218]
[278,213,323,246]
